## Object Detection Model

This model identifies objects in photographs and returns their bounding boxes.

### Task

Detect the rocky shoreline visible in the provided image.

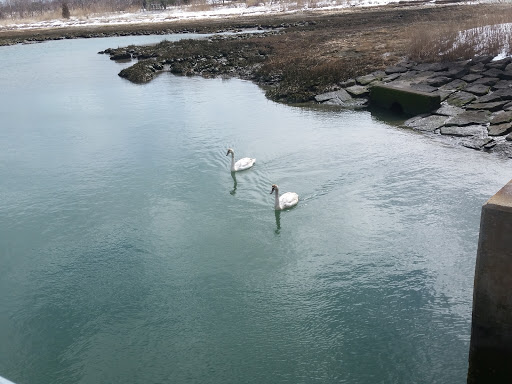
[99,28,286,84]
[4,2,508,158]
[103,39,512,158]
[312,56,512,158]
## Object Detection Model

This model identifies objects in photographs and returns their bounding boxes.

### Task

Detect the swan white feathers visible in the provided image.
[226,148,256,172]
[271,184,299,210]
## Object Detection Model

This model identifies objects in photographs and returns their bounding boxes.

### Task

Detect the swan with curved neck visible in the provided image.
[226,149,256,172]
[270,184,299,210]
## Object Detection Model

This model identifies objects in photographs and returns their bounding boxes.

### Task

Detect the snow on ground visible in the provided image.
[0,0,501,35]
[0,0,428,31]
[457,22,512,60]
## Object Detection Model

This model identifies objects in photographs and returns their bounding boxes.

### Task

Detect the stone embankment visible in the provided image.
[314,56,512,158]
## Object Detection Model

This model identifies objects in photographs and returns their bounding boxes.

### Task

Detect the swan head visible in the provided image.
[270,184,279,194]
[226,148,234,156]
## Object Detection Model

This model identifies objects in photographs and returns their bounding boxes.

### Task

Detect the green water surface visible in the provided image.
[0,35,511,384]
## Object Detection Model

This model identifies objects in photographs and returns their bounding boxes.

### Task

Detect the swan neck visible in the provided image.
[274,189,280,209]
[230,155,235,171]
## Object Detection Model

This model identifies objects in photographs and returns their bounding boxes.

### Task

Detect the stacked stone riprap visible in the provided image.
[314,55,512,158]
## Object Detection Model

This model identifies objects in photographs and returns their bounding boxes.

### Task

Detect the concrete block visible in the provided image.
[369,84,441,116]
[468,180,512,383]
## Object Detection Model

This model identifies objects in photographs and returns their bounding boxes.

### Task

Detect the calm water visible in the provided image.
[0,34,511,384]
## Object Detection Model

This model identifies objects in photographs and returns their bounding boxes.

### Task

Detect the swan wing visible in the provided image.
[234,157,256,171]
[279,192,299,209]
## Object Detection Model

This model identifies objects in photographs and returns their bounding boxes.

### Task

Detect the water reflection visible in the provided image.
[230,172,237,195]
[274,210,281,234]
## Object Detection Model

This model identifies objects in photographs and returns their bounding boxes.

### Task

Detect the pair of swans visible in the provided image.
[226,148,299,211]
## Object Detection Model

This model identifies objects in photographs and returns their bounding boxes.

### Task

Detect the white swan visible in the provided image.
[271,184,299,210]
[226,148,256,172]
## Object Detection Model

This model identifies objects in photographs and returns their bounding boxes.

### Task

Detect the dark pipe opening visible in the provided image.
[390,101,403,114]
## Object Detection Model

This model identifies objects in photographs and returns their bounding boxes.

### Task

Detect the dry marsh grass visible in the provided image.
[188,2,216,12]
[408,8,512,62]
[0,9,61,25]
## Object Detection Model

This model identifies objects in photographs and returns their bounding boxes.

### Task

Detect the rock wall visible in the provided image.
[314,56,512,158]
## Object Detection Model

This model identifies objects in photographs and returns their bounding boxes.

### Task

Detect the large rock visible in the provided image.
[479,88,512,103]
[462,73,483,82]
[110,51,132,61]
[426,76,452,87]
[474,77,500,86]
[119,59,160,83]
[356,74,379,85]
[492,80,512,90]
[462,137,494,150]
[444,110,490,126]
[484,140,498,150]
[466,101,508,112]
[324,98,368,108]
[490,110,512,125]
[491,141,512,157]
[469,62,486,73]
[464,83,491,96]
[440,124,485,137]
[345,85,369,97]
[477,92,503,103]
[434,104,465,116]
[410,83,438,93]
[413,62,449,72]
[446,91,477,106]
[384,65,408,74]
[486,58,512,70]
[438,89,456,101]
[382,73,401,82]
[488,122,512,136]
[500,71,512,81]
[441,79,467,91]
[483,68,505,78]
[444,65,470,78]
[472,55,494,65]
[397,70,422,80]
[404,114,448,132]
[413,63,448,72]
[315,89,352,103]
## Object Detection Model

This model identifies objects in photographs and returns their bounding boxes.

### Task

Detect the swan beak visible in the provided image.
[270,187,275,194]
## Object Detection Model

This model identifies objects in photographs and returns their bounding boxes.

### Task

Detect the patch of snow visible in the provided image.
[0,0,429,31]
[450,22,512,60]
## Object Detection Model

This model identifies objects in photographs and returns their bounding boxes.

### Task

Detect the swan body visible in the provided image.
[226,148,256,172]
[271,184,299,210]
